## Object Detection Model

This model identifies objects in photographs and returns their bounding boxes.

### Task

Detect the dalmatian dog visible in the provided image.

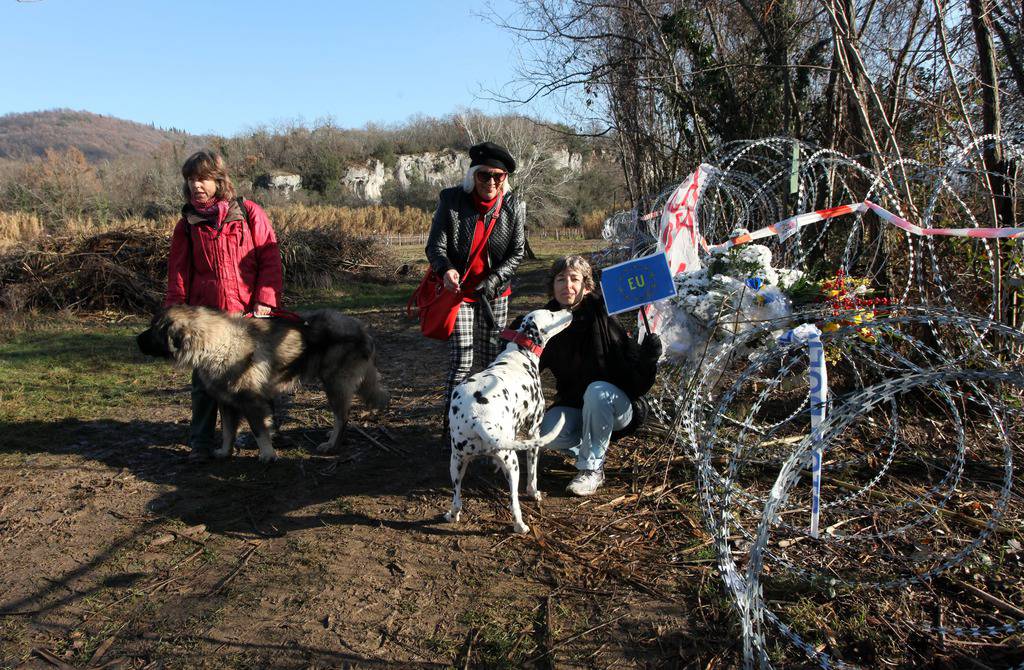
[445,308,573,533]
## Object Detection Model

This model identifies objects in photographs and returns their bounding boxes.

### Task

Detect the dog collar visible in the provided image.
[500,329,543,356]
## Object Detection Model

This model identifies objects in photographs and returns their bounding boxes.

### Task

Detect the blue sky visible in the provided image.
[1,0,559,136]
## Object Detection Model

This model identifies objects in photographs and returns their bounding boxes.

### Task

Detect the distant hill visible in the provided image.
[0,109,196,162]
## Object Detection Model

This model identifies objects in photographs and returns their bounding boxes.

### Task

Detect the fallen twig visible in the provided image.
[525,611,630,663]
[30,648,76,670]
[352,425,404,456]
[87,635,116,667]
[945,576,1024,620]
[460,627,480,670]
[208,542,260,596]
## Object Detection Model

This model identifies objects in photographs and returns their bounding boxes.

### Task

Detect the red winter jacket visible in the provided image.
[164,199,283,313]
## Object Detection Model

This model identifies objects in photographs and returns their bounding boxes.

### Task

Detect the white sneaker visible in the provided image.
[567,469,605,496]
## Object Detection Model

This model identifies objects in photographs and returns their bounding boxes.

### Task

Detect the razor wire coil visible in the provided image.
[606,135,1024,668]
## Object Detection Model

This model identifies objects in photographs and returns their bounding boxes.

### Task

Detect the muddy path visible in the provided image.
[0,255,698,669]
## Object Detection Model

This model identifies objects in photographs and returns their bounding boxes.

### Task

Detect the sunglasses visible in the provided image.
[475,170,507,183]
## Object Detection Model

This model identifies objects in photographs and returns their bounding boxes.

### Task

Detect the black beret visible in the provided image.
[469,141,516,173]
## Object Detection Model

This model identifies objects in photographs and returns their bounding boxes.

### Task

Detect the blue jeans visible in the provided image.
[540,381,633,471]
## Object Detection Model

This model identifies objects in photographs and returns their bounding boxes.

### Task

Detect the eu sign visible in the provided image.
[600,252,676,316]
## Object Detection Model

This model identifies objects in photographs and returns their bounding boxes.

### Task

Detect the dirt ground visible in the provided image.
[0,252,703,669]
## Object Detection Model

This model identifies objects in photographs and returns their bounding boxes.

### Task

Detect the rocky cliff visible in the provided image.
[339,148,581,202]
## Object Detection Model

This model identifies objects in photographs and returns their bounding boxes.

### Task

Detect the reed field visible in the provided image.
[0,203,605,249]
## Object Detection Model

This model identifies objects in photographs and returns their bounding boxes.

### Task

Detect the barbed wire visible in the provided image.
[605,136,1024,668]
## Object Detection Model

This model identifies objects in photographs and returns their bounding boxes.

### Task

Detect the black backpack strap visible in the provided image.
[236,196,250,245]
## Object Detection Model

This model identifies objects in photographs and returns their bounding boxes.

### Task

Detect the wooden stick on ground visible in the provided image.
[460,627,480,670]
[352,425,404,456]
[945,576,1024,620]
[525,611,631,664]
[30,648,76,670]
[208,542,260,596]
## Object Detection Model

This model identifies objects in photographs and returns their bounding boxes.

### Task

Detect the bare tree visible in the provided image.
[499,0,1021,194]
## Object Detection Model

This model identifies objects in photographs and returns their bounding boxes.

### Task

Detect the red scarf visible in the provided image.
[190,195,228,226]
[462,191,507,303]
[471,192,500,215]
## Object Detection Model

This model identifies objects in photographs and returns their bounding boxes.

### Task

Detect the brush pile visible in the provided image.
[0,229,166,313]
[279,225,403,289]
[0,224,404,313]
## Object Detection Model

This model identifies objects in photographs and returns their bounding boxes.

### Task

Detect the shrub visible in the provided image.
[0,148,105,224]
[379,176,438,211]
[301,152,345,195]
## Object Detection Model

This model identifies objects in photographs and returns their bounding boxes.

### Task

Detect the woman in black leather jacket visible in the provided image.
[425,141,526,422]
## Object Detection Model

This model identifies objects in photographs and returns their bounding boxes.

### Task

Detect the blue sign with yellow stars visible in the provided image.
[599,252,676,316]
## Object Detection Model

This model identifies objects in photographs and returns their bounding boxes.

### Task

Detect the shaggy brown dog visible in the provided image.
[137,306,388,462]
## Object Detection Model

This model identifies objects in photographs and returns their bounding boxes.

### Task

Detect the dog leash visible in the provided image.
[500,329,543,356]
[243,309,304,322]
[477,292,498,331]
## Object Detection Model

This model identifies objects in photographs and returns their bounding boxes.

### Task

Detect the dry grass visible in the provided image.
[267,204,432,236]
[0,205,429,245]
[1,203,605,248]
[0,213,174,249]
[0,205,431,249]
[0,215,405,313]
[579,210,607,239]
[0,211,44,246]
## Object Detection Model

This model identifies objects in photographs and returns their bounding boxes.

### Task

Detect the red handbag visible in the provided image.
[408,196,503,340]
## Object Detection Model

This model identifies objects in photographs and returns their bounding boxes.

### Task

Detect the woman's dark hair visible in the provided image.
[181,150,236,202]
[547,255,596,298]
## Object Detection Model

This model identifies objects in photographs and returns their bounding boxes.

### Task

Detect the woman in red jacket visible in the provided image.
[164,150,283,461]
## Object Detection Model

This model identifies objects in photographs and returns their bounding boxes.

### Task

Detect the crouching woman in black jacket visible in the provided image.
[538,255,662,496]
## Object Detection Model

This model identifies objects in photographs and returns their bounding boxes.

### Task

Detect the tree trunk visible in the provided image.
[969,0,1013,229]
[523,235,538,261]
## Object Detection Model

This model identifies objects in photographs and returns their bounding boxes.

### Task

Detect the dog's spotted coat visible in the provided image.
[445,308,572,533]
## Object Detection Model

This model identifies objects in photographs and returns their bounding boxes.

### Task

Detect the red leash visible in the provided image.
[243,309,304,322]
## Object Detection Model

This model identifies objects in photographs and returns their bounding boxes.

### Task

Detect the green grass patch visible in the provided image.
[0,238,596,427]
[289,280,418,312]
[457,601,538,668]
[0,317,181,424]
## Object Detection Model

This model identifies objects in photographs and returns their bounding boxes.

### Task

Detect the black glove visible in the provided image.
[640,333,663,362]
[477,275,502,301]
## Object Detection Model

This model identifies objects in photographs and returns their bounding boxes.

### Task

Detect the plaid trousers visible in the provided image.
[444,295,509,415]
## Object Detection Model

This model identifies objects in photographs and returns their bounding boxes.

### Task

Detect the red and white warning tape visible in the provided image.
[707,200,1024,253]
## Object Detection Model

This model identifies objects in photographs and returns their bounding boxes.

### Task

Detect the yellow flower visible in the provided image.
[857,327,877,344]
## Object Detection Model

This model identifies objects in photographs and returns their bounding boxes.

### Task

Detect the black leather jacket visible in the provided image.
[425,187,526,293]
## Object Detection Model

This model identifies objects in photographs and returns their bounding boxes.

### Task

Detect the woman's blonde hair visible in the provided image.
[461,164,512,195]
[547,255,595,298]
[181,150,236,202]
